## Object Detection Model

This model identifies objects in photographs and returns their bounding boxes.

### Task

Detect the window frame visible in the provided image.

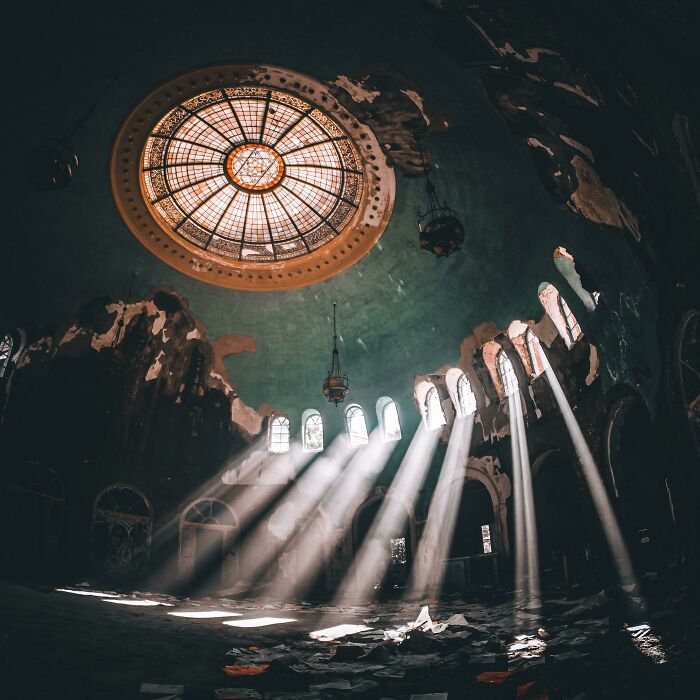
[302,411,324,453]
[268,414,291,454]
[345,404,369,447]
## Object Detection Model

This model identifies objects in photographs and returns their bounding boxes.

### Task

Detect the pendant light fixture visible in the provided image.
[322,302,349,406]
[417,140,465,257]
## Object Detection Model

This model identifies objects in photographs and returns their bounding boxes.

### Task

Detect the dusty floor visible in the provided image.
[0,576,696,699]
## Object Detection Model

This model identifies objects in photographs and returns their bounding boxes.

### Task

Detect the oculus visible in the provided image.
[112,65,394,290]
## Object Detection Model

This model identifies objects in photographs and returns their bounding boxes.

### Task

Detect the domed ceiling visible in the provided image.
[6,0,655,437]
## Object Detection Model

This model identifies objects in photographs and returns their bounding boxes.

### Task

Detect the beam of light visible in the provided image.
[267,427,397,600]
[334,422,441,604]
[309,624,373,641]
[105,598,174,607]
[407,413,475,599]
[508,393,527,611]
[227,434,355,596]
[55,588,119,598]
[512,392,540,605]
[152,438,316,596]
[222,617,297,628]
[168,610,242,618]
[541,351,635,588]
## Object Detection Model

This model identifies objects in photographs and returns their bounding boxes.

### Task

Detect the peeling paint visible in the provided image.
[145,350,165,381]
[400,89,430,126]
[553,81,601,106]
[586,343,600,386]
[332,75,380,103]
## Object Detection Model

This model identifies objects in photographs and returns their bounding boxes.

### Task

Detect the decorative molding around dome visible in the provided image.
[112,64,395,290]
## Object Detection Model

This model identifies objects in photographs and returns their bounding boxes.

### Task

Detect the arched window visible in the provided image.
[558,294,582,345]
[497,350,519,398]
[538,283,582,349]
[91,485,153,577]
[269,414,290,453]
[0,334,13,378]
[377,397,401,442]
[526,329,545,379]
[425,386,447,431]
[456,374,477,417]
[302,410,324,453]
[345,404,369,446]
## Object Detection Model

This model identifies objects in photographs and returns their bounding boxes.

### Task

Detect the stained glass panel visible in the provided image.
[141,88,363,261]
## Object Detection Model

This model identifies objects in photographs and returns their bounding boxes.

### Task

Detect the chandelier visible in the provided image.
[417,142,464,257]
[322,302,349,406]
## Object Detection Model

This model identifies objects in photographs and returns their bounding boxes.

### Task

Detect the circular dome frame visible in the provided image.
[111,64,395,291]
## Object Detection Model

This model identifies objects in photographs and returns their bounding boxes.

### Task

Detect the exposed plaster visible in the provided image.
[586,343,600,386]
[145,351,165,382]
[332,75,380,104]
[400,89,430,126]
[553,81,601,106]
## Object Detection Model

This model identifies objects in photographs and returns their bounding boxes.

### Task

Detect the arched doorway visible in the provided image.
[91,485,152,579]
[352,493,413,594]
[604,396,676,573]
[533,451,589,593]
[445,478,499,589]
[179,498,237,593]
[4,462,64,580]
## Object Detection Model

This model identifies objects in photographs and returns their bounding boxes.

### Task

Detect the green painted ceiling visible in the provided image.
[5,0,651,439]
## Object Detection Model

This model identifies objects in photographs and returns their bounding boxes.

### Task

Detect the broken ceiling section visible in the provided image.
[458,2,658,246]
[12,289,265,440]
[330,71,450,176]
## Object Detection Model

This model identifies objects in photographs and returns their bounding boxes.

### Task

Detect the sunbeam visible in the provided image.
[334,422,441,604]
[267,427,398,600]
[541,351,636,588]
[408,413,475,599]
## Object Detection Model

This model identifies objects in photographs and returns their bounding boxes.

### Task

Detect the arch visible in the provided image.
[416,380,446,431]
[431,460,512,560]
[376,396,401,442]
[526,328,546,378]
[3,461,65,579]
[179,498,238,590]
[603,394,675,573]
[302,409,324,453]
[345,403,369,446]
[449,479,496,557]
[91,484,153,578]
[269,413,290,453]
[446,368,477,418]
[497,349,519,398]
[531,449,589,590]
[538,282,582,348]
[0,333,13,378]
[352,488,416,591]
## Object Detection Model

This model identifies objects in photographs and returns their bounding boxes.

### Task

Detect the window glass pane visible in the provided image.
[456,374,477,417]
[304,414,324,452]
[481,524,492,554]
[270,416,290,453]
[558,294,582,344]
[0,334,13,377]
[526,329,545,378]
[382,401,402,441]
[390,537,407,565]
[426,387,446,430]
[497,351,519,397]
[346,406,368,446]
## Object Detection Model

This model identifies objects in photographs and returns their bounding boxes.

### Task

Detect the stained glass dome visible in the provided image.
[142,87,362,262]
[113,65,394,290]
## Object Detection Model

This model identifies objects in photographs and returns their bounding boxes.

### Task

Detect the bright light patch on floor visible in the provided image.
[105,599,174,607]
[168,610,242,619]
[56,588,119,598]
[223,617,297,628]
[626,623,668,664]
[309,624,373,641]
